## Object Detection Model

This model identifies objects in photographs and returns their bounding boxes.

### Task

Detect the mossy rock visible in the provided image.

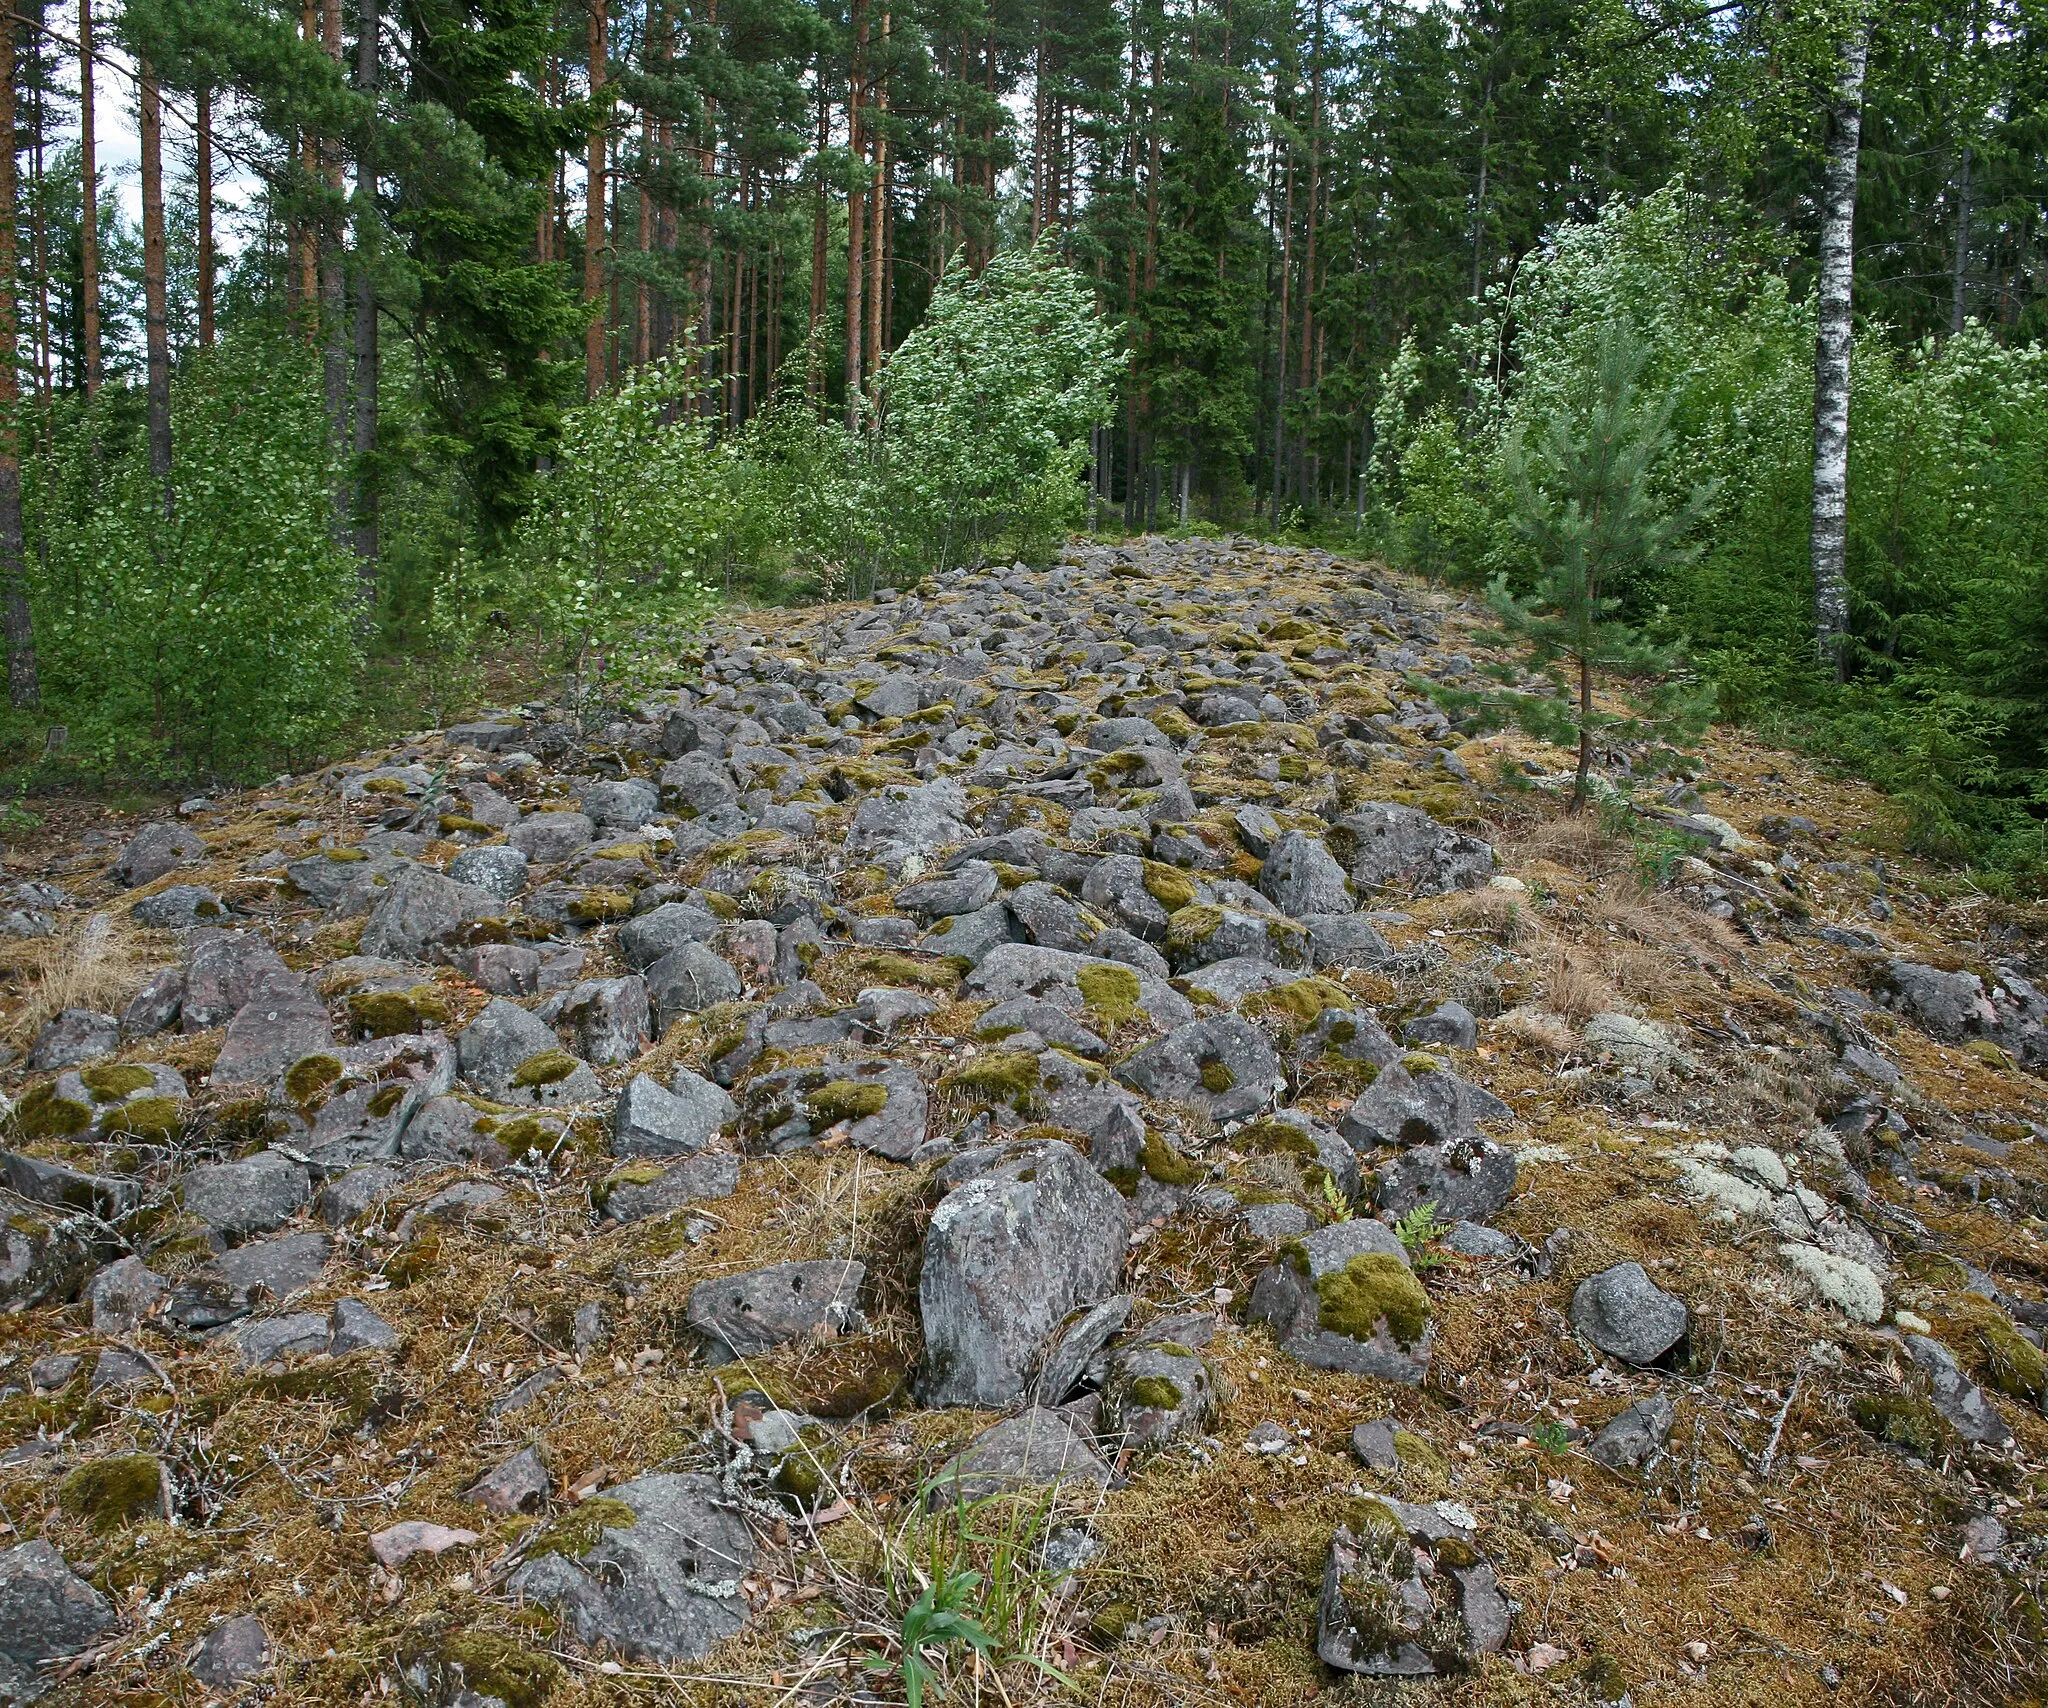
[524,1497,637,1562]
[948,1051,1044,1114]
[79,1064,157,1103]
[1236,1118,1318,1160]
[1165,904,1226,950]
[436,1631,564,1708]
[843,952,958,992]
[511,1050,581,1090]
[1076,963,1142,1026]
[807,1081,890,1124]
[1125,1374,1185,1411]
[348,985,451,1039]
[1142,1130,1204,1186]
[103,1095,182,1143]
[1198,1059,1236,1095]
[386,1230,441,1288]
[566,889,635,925]
[1089,1601,1138,1645]
[11,1084,90,1142]
[1244,978,1354,1028]
[1316,1253,1431,1348]
[285,1053,345,1110]
[59,1454,164,1533]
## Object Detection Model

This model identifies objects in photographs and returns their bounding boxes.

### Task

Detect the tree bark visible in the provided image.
[0,3,39,706]
[1950,144,1972,337]
[298,0,320,339]
[843,0,867,426]
[353,0,381,577]
[139,64,173,513]
[321,0,348,525]
[1810,17,1868,682]
[78,0,101,397]
[585,0,608,397]
[196,87,215,347]
[865,12,889,398]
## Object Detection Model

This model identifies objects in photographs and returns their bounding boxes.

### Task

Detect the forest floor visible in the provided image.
[0,537,2037,1708]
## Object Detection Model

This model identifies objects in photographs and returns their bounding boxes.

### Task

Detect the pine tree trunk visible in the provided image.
[196,89,215,347]
[139,66,173,513]
[78,0,101,397]
[1571,652,1593,813]
[0,4,38,707]
[353,0,381,577]
[585,0,608,396]
[1950,145,1972,337]
[843,0,867,426]
[321,0,348,526]
[1810,18,1868,683]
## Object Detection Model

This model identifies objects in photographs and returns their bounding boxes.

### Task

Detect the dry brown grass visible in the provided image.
[1498,1004,1577,1060]
[3,911,149,1045]
[1506,811,1633,878]
[1446,883,1539,947]
[1540,946,1621,1024]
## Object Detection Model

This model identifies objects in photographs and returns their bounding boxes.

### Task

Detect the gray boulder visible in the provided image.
[1327,804,1494,896]
[897,862,999,920]
[845,779,970,873]
[617,903,721,970]
[356,865,500,961]
[26,1010,118,1072]
[162,1232,331,1333]
[1247,1219,1432,1384]
[211,972,334,1084]
[1571,1262,1689,1365]
[1337,1061,1511,1152]
[88,1256,166,1334]
[964,942,1196,1031]
[613,1071,735,1157]
[1033,1294,1134,1406]
[1588,1392,1677,1470]
[598,1152,741,1223]
[643,943,743,1028]
[919,1141,1126,1408]
[456,998,601,1106]
[182,932,291,1031]
[546,976,650,1066]
[447,844,528,901]
[739,1060,927,1161]
[1372,1136,1517,1224]
[188,1615,270,1689]
[232,1311,332,1367]
[1301,912,1394,970]
[580,778,660,829]
[131,884,228,930]
[926,1408,1111,1504]
[121,966,185,1039]
[0,1213,98,1313]
[1881,960,1995,1042]
[0,1540,115,1701]
[1115,1015,1283,1123]
[463,1446,552,1516]
[503,1472,756,1662]
[1101,1339,1213,1448]
[1404,1001,1478,1050]
[1906,1334,2012,1448]
[328,1297,400,1356]
[686,1259,865,1362]
[114,821,206,887]
[508,811,596,864]
[1259,832,1352,917]
[179,1150,310,1241]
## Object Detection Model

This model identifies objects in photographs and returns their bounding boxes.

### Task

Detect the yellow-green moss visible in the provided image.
[59,1453,162,1533]
[1316,1253,1431,1347]
[1198,1059,1236,1095]
[104,1096,182,1142]
[807,1081,889,1124]
[1933,1292,2048,1403]
[1076,963,1143,1026]
[437,1631,563,1708]
[366,1085,407,1119]
[12,1084,89,1141]
[1237,1118,1318,1160]
[1125,1374,1185,1411]
[566,889,634,925]
[1402,1052,1440,1075]
[524,1497,637,1561]
[1245,978,1354,1027]
[1141,1130,1204,1186]
[284,1053,345,1109]
[845,952,958,991]
[79,1064,156,1102]
[348,985,450,1038]
[496,1117,557,1160]
[949,1052,1043,1113]
[1166,904,1226,950]
[510,1050,580,1090]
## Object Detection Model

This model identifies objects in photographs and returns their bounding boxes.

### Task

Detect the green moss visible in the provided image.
[1103,1167,1139,1196]
[1431,1535,1479,1570]
[386,1230,440,1288]
[79,1064,156,1102]
[949,1051,1044,1113]
[366,1085,407,1119]
[773,1452,823,1505]
[566,889,634,925]
[1245,978,1354,1027]
[1076,963,1143,1026]
[348,985,450,1038]
[511,1050,580,1089]
[1403,1052,1440,1075]
[285,1053,345,1109]
[1573,1655,1631,1703]
[847,951,958,991]
[1237,1118,1318,1160]
[807,1080,889,1124]
[496,1117,555,1160]
[12,1084,89,1141]
[1198,1059,1236,1095]
[437,1632,564,1708]
[1316,1253,1431,1348]
[1851,1394,1945,1458]
[1342,1495,1408,1550]
[1937,1293,2048,1402]
[524,1497,638,1561]
[59,1454,163,1533]
[322,846,369,862]
[1125,1374,1185,1411]
[438,815,494,835]
[1166,904,1226,950]
[104,1096,181,1142]
[1141,1130,1203,1186]
[1089,1601,1138,1645]
[1390,1428,1447,1480]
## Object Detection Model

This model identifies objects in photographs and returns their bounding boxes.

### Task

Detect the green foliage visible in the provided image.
[1530,1419,1572,1457]
[504,356,724,707]
[26,337,363,777]
[1426,323,1716,809]
[1393,1201,1450,1270]
[880,244,1121,572]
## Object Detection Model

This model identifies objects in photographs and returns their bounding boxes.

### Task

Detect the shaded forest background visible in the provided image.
[1,0,2045,879]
